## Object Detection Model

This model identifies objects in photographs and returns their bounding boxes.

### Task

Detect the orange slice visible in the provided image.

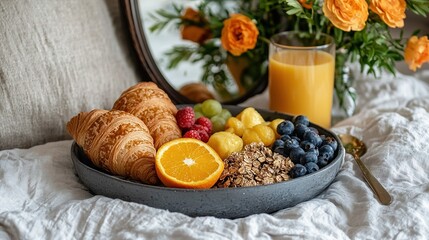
[155,138,224,189]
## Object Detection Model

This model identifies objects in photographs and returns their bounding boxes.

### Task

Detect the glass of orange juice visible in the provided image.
[269,31,335,128]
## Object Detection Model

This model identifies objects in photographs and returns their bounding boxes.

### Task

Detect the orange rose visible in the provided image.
[299,0,313,9]
[221,14,259,56]
[180,8,212,44]
[404,36,429,71]
[369,0,406,28]
[323,0,368,32]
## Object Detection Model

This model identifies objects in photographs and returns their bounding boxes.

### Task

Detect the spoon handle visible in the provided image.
[353,153,392,205]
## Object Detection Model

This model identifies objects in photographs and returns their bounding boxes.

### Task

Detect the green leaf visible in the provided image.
[286,7,303,15]
[285,0,302,9]
[406,0,429,16]
[282,0,304,16]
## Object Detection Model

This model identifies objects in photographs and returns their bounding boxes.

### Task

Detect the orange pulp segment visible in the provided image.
[155,138,224,189]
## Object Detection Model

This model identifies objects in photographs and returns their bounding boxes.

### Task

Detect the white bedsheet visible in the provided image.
[1,69,429,240]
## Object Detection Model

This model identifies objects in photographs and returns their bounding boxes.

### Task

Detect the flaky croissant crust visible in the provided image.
[67,109,159,185]
[113,82,182,149]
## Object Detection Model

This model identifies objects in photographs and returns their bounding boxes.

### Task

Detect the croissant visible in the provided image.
[67,109,159,185]
[113,82,182,149]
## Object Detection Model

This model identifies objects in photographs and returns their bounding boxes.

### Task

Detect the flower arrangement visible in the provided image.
[150,0,429,114]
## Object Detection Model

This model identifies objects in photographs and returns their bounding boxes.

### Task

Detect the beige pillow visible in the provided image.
[0,0,142,149]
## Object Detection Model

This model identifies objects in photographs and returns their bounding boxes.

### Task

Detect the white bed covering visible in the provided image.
[1,68,429,240]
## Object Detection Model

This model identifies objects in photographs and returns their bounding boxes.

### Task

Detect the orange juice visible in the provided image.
[269,50,335,128]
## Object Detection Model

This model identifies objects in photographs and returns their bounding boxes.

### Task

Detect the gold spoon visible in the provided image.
[338,134,392,205]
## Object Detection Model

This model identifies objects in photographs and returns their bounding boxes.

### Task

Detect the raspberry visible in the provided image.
[183,130,201,140]
[195,117,212,133]
[190,124,209,134]
[198,130,210,143]
[176,106,195,129]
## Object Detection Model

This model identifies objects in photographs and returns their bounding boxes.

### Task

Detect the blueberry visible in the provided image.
[289,147,305,164]
[283,138,300,155]
[285,138,299,149]
[299,152,318,165]
[293,115,309,126]
[273,147,285,155]
[321,136,338,151]
[306,147,319,156]
[290,164,307,178]
[277,120,294,135]
[272,139,284,151]
[317,156,329,168]
[300,141,315,151]
[308,127,319,134]
[291,136,301,142]
[319,145,334,160]
[280,134,291,142]
[271,140,283,151]
[303,130,322,147]
[305,162,319,174]
[294,124,309,139]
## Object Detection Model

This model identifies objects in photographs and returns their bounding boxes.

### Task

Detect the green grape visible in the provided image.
[201,99,222,118]
[193,103,202,113]
[194,111,204,119]
[218,109,232,121]
[211,115,226,133]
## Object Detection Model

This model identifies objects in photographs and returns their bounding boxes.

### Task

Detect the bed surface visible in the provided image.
[1,68,429,239]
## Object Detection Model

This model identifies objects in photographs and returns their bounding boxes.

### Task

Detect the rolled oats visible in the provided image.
[216,142,295,188]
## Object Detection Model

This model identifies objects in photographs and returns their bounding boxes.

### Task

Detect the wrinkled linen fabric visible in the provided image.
[1,70,429,240]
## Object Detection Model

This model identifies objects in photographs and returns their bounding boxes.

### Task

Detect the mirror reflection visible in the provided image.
[137,0,268,103]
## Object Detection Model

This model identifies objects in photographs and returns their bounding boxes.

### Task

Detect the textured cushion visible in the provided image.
[0,0,142,149]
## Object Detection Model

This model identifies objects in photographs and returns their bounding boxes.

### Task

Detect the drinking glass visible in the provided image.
[269,31,335,128]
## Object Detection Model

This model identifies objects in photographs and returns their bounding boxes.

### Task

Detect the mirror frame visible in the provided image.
[123,0,268,105]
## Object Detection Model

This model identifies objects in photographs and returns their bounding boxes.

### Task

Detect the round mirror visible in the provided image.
[123,0,268,104]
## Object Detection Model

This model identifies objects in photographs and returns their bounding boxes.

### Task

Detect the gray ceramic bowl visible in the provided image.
[70,105,345,219]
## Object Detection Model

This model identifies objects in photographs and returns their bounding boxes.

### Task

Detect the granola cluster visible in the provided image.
[216,142,294,188]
